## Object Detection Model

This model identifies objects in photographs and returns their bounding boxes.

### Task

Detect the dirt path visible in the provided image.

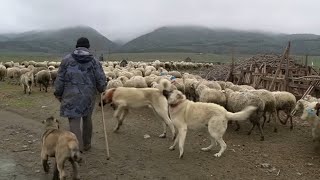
[1,82,320,179]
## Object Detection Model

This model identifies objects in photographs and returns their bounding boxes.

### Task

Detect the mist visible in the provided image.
[0,0,319,42]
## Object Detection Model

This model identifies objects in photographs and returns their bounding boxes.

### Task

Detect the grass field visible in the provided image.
[0,52,319,66]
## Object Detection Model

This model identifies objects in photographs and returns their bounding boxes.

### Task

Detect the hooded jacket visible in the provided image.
[54,47,107,118]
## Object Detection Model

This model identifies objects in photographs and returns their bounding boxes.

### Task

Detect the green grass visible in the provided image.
[105,52,243,63]
[0,52,319,67]
[0,82,50,109]
[0,52,248,63]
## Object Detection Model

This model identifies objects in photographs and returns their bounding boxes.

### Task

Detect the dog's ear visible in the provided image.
[315,103,320,116]
[177,92,183,99]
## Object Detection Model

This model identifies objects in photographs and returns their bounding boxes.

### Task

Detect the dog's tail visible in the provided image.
[68,141,82,163]
[225,106,257,121]
[158,79,171,99]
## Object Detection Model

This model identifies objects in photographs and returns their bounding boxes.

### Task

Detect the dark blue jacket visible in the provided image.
[54,47,107,118]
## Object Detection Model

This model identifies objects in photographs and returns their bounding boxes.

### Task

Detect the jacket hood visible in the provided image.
[72,47,94,63]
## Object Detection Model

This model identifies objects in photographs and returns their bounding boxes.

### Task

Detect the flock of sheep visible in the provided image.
[0,59,319,141]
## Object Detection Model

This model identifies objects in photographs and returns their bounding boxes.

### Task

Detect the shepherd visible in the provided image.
[54,37,107,152]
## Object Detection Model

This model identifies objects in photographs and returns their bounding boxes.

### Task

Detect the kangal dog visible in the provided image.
[167,90,257,158]
[300,102,320,142]
[20,70,34,94]
[100,79,176,139]
[41,116,82,180]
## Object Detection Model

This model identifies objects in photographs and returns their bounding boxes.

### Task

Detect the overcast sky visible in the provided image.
[0,0,319,41]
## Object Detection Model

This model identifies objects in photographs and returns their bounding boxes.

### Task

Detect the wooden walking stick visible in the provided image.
[100,93,110,160]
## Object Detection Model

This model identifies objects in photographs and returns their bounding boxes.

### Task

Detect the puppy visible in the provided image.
[100,79,176,139]
[168,90,257,158]
[300,102,320,142]
[41,116,81,180]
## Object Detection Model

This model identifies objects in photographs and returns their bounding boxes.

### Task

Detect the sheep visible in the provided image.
[20,71,34,94]
[105,71,116,79]
[131,69,143,77]
[216,81,227,90]
[4,61,14,68]
[28,61,36,66]
[144,75,158,87]
[196,80,222,91]
[229,85,255,92]
[35,61,48,68]
[117,76,129,85]
[225,88,265,141]
[132,76,148,88]
[49,70,58,85]
[246,89,279,132]
[6,67,21,84]
[168,71,182,78]
[183,78,199,101]
[0,64,6,81]
[35,70,51,92]
[48,61,57,67]
[197,84,226,107]
[135,67,145,76]
[106,78,123,89]
[48,65,55,71]
[20,68,31,75]
[118,71,134,79]
[153,60,161,70]
[272,91,297,130]
[171,78,186,94]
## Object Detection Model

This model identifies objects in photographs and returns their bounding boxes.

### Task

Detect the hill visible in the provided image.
[0,26,116,54]
[117,26,320,55]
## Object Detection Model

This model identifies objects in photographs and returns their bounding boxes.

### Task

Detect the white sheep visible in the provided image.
[272,91,297,129]
[168,71,182,78]
[106,78,123,89]
[246,89,279,132]
[0,64,6,81]
[225,88,265,141]
[144,74,158,87]
[6,67,21,84]
[35,70,51,92]
[197,84,226,107]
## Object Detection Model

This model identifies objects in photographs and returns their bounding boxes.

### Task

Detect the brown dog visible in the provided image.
[41,116,82,180]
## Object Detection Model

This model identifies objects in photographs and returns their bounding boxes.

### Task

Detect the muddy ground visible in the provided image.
[0,81,320,180]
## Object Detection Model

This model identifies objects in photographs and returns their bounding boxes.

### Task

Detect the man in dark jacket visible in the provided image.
[54,37,107,152]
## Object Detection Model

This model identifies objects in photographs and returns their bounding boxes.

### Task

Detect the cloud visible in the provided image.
[0,0,319,41]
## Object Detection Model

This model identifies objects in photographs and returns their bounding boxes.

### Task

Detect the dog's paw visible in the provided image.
[171,134,176,141]
[42,161,49,173]
[214,153,222,157]
[179,153,184,159]
[169,146,175,151]
[113,126,120,132]
[159,133,166,138]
